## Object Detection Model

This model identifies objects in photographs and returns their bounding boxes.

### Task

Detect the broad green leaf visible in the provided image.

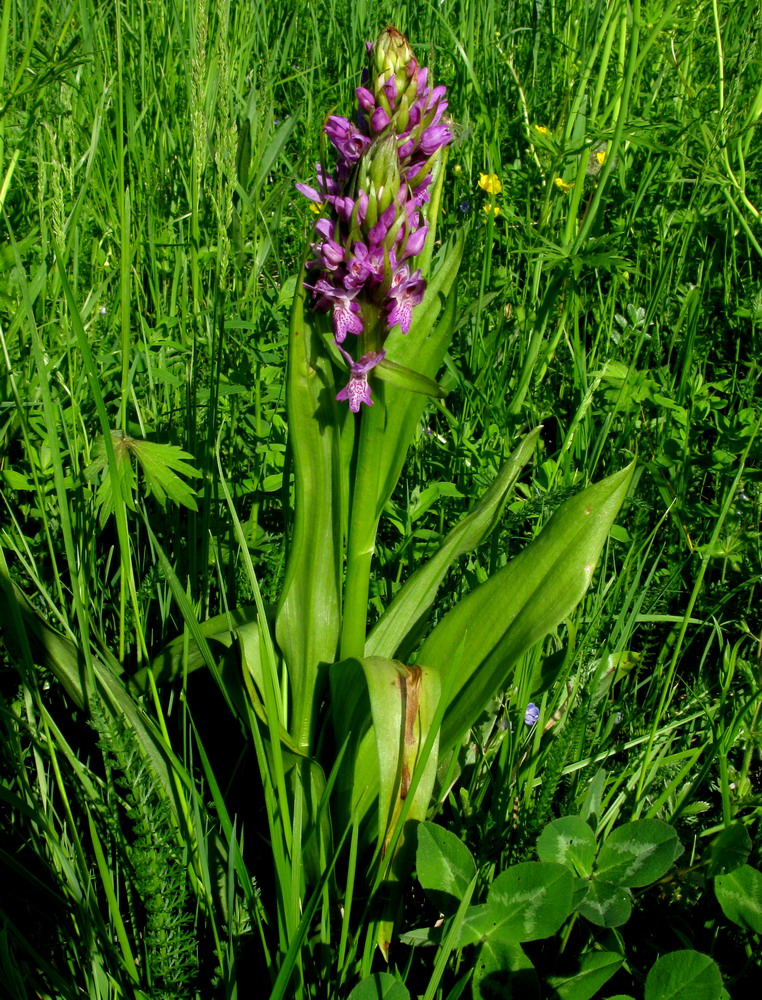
[706,823,752,877]
[644,950,723,1000]
[417,463,634,758]
[595,818,682,888]
[459,862,574,945]
[276,271,346,751]
[363,657,441,864]
[473,939,538,1000]
[366,428,541,661]
[547,950,624,1000]
[714,865,762,932]
[416,821,477,915]
[347,973,410,1000]
[577,879,631,928]
[536,816,597,877]
[329,656,440,871]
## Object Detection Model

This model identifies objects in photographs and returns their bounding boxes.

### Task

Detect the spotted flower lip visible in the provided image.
[386,261,425,334]
[335,345,387,412]
[313,279,363,342]
[295,26,453,409]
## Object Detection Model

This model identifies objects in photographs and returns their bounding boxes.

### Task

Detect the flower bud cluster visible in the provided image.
[296,26,452,411]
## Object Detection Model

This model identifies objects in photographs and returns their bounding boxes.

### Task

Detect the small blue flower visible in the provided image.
[459,201,471,214]
[524,703,540,726]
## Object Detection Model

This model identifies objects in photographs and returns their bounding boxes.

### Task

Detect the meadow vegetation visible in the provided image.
[1,1,760,997]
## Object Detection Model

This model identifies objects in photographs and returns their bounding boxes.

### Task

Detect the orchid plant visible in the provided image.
[4,25,633,967]
[254,26,632,953]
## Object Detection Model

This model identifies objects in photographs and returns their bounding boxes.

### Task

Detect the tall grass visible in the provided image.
[1,0,761,996]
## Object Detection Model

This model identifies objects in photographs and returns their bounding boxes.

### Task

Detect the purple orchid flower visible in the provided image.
[385,262,425,334]
[420,124,452,156]
[295,26,453,377]
[335,344,386,412]
[313,279,363,342]
[344,241,385,289]
[325,115,371,163]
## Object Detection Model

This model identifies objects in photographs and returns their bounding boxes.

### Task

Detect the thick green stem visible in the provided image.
[340,384,387,660]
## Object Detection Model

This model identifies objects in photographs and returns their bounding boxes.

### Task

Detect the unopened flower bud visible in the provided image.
[359,134,402,226]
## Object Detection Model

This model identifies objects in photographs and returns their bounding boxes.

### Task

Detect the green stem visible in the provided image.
[340,384,387,661]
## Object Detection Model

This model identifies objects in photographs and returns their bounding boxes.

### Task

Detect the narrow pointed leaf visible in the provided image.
[367,427,540,660]
[374,357,448,397]
[372,230,464,511]
[416,463,634,758]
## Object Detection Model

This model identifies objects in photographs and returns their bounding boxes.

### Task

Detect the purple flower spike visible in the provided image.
[296,26,454,358]
[335,344,386,412]
[386,263,425,334]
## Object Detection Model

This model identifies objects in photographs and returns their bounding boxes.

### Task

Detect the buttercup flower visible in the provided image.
[478,172,502,195]
[295,26,453,411]
[554,177,573,192]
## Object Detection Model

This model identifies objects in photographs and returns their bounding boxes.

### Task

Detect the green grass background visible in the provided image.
[1,0,760,996]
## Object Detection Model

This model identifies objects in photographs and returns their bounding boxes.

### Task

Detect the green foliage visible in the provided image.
[714,865,762,934]
[86,431,201,528]
[644,951,724,1000]
[1,0,761,996]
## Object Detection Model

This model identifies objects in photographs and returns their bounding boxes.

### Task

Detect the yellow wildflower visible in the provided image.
[554,177,573,192]
[309,201,327,215]
[595,149,607,165]
[478,172,502,195]
[534,124,550,136]
[483,203,501,217]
